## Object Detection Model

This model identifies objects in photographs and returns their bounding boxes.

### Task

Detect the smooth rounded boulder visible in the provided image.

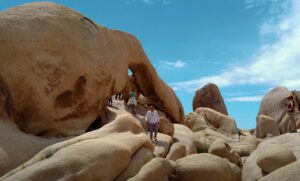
[259,161,300,181]
[242,134,300,181]
[256,114,280,138]
[258,87,290,124]
[208,139,242,166]
[166,142,186,161]
[256,144,296,174]
[1,115,154,181]
[128,158,175,181]
[185,112,208,132]
[192,83,228,115]
[158,117,174,137]
[173,124,203,155]
[175,153,235,181]
[194,108,237,134]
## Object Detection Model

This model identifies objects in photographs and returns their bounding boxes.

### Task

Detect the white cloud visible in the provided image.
[226,95,263,102]
[172,0,300,94]
[159,60,187,69]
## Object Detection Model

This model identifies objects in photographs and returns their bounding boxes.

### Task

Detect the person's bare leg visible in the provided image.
[154,123,158,141]
[150,131,153,141]
[133,105,136,115]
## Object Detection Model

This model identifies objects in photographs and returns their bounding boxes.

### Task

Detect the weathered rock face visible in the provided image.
[121,75,140,102]
[0,2,184,137]
[158,117,174,137]
[258,87,290,124]
[242,133,300,181]
[128,158,175,181]
[0,121,65,176]
[173,124,203,155]
[115,147,154,181]
[256,144,296,174]
[230,136,261,157]
[175,153,235,181]
[208,139,242,166]
[1,114,154,180]
[259,161,300,181]
[166,142,187,161]
[192,83,228,115]
[153,133,173,158]
[256,114,280,138]
[194,108,237,135]
[185,112,208,132]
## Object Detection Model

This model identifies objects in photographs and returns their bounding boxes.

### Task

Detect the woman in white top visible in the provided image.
[145,105,159,141]
[127,90,137,114]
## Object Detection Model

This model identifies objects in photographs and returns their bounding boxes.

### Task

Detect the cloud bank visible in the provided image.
[172,0,300,98]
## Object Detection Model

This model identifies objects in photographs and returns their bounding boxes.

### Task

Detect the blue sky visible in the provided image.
[1,0,300,129]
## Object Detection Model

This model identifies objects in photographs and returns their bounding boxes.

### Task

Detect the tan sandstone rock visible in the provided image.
[0,121,66,176]
[173,124,203,155]
[194,108,237,134]
[225,159,242,181]
[153,133,173,158]
[230,136,261,157]
[158,117,174,137]
[175,153,235,181]
[0,2,184,137]
[1,114,154,180]
[256,144,296,174]
[115,147,154,181]
[128,158,175,181]
[192,83,228,115]
[259,160,300,181]
[185,112,208,132]
[208,139,242,166]
[166,142,186,161]
[256,114,280,138]
[242,133,300,181]
[257,87,290,127]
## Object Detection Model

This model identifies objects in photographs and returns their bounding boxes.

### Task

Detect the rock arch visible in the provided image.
[0,2,184,136]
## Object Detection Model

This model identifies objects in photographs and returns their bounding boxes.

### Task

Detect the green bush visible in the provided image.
[197,144,210,153]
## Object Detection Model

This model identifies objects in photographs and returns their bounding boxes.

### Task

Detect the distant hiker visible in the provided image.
[127,90,137,114]
[116,93,122,100]
[286,95,297,133]
[146,105,159,142]
[108,97,113,106]
[237,128,242,141]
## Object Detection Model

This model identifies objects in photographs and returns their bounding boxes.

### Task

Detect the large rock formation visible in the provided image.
[194,108,237,135]
[242,133,300,181]
[0,2,184,137]
[256,144,296,174]
[0,121,65,175]
[1,114,154,180]
[208,139,242,166]
[192,83,228,115]
[256,114,280,138]
[175,153,235,181]
[257,87,290,124]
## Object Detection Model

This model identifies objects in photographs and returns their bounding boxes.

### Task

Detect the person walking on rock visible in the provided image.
[116,93,122,100]
[146,105,159,142]
[286,95,297,133]
[127,90,137,115]
[108,97,113,107]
